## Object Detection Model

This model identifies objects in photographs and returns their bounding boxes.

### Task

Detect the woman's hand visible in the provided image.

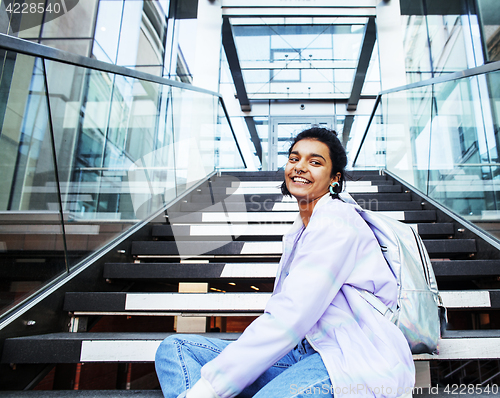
[184,377,220,398]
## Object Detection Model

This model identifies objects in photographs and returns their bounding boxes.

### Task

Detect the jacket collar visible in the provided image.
[285,193,332,237]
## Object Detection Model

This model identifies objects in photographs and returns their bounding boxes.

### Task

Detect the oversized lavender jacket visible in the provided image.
[201,194,415,397]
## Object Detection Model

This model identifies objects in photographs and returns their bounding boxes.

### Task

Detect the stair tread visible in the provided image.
[179,201,423,212]
[152,222,454,237]
[6,329,500,342]
[165,210,436,223]
[64,290,500,312]
[0,391,163,397]
[221,171,384,179]
[189,192,413,203]
[104,258,497,280]
[4,331,500,364]
[3,331,241,341]
[432,259,500,277]
[130,238,475,256]
[104,262,279,280]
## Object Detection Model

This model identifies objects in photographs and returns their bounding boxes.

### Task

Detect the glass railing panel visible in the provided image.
[43,59,178,267]
[0,35,245,318]
[0,51,67,313]
[485,71,500,236]
[170,86,217,195]
[383,90,418,186]
[217,102,245,170]
[427,76,489,221]
[381,85,433,191]
[45,60,121,267]
[349,106,384,169]
[113,74,166,224]
[405,85,433,194]
[159,84,178,205]
[355,60,500,243]
[44,61,109,219]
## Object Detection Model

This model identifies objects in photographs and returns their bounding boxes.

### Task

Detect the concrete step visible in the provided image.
[178,200,423,212]
[63,290,499,315]
[103,262,279,280]
[130,238,473,257]
[151,222,454,238]
[104,259,499,281]
[165,210,437,223]
[188,192,413,204]
[0,391,163,397]
[432,259,500,278]
[1,332,239,364]
[210,184,396,196]
[4,330,500,364]
[218,180,396,190]
[222,170,383,179]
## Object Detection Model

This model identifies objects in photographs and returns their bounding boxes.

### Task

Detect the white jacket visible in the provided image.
[201,194,415,397]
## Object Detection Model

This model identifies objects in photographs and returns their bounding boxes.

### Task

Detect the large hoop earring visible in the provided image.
[329,181,340,195]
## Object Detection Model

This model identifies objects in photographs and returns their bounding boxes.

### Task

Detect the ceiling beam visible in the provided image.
[222,17,251,112]
[347,17,376,111]
[342,115,355,148]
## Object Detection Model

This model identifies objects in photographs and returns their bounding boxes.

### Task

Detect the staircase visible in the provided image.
[2,170,500,395]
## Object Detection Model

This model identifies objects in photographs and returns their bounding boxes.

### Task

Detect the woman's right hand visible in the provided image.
[184,377,221,398]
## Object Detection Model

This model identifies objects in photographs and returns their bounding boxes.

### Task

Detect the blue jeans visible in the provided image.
[155,334,333,398]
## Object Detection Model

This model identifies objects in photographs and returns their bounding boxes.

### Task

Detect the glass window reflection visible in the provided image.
[232,23,365,97]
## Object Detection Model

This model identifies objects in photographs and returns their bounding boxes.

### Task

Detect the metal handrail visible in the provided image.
[352,59,500,166]
[379,59,500,96]
[0,33,246,168]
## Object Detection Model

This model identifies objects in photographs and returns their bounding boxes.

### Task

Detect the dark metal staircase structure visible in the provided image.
[2,170,500,395]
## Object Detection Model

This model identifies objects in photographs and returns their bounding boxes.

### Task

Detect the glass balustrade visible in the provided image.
[353,61,500,243]
[0,37,245,317]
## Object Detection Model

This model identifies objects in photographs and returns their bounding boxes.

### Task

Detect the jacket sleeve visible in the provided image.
[201,206,363,398]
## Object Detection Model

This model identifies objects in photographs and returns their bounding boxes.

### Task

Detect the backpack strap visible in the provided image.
[355,288,395,320]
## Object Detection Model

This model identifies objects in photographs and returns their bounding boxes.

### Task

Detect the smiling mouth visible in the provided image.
[291,176,311,184]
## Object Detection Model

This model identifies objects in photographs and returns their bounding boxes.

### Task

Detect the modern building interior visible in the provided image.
[0,0,500,394]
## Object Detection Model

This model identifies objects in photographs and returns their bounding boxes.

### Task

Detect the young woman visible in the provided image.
[155,127,415,398]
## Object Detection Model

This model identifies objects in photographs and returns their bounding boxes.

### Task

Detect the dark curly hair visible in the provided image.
[281,126,348,198]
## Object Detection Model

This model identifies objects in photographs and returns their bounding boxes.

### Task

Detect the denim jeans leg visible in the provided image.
[237,349,296,397]
[252,352,333,398]
[155,334,231,398]
[239,339,324,398]
[155,335,332,398]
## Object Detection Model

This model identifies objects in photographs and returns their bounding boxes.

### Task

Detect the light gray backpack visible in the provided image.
[340,193,443,355]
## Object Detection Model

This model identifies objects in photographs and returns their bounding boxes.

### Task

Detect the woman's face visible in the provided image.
[284,138,339,203]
